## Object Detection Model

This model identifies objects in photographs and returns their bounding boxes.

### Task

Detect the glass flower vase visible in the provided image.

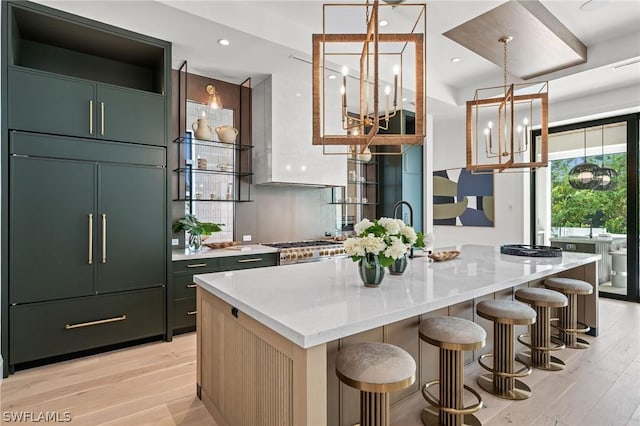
[358,254,385,287]
[388,254,408,275]
[188,233,202,252]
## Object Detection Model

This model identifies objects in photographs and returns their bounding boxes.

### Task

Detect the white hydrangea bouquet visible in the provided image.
[344,217,425,268]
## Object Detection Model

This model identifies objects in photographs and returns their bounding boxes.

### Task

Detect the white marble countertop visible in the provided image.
[194,244,600,349]
[172,244,278,261]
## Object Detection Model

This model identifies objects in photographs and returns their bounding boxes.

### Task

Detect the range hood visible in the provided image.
[252,74,346,187]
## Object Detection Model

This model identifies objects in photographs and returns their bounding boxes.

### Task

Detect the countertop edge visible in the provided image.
[172,245,278,261]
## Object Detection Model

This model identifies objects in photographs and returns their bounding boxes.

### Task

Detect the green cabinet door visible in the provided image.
[8,67,96,138]
[10,156,96,304]
[97,85,166,146]
[97,163,166,293]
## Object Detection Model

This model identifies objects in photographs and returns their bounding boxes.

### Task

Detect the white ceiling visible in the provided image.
[37,0,640,119]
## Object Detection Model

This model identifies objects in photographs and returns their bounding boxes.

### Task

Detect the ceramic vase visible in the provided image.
[358,254,385,287]
[388,254,408,275]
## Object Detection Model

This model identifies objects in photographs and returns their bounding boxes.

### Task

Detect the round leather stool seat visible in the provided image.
[544,277,593,295]
[336,342,416,393]
[515,287,568,308]
[477,300,536,325]
[419,316,486,351]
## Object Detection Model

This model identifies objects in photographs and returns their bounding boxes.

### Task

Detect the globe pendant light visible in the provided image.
[593,125,619,191]
[568,128,599,190]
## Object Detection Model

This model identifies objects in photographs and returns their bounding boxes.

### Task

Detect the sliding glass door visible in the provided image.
[532,114,639,302]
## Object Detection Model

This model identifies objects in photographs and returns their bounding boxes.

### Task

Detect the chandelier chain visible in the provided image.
[503,39,508,92]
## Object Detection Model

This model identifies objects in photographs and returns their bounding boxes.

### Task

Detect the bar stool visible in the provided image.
[476,300,536,400]
[335,342,416,426]
[419,316,485,426]
[515,288,568,371]
[544,277,593,349]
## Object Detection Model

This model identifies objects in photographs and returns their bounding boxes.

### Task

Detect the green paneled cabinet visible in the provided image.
[170,253,278,335]
[2,0,171,375]
[10,156,96,304]
[8,67,166,146]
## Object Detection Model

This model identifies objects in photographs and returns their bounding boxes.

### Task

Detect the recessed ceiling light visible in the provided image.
[401,97,408,102]
[295,92,302,97]
[217,39,230,46]
[379,20,388,27]
[451,57,461,63]
[328,75,337,80]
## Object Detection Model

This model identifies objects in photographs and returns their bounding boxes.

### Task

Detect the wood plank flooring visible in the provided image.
[1,298,638,426]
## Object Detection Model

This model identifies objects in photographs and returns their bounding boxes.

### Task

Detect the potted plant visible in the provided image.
[172,213,223,251]
[343,218,425,285]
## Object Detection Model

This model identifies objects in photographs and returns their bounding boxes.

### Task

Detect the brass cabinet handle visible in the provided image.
[186,263,207,268]
[101,213,107,263]
[100,102,105,136]
[187,284,197,288]
[187,310,197,316]
[65,314,126,330]
[237,258,263,263]
[89,100,94,135]
[88,213,93,264]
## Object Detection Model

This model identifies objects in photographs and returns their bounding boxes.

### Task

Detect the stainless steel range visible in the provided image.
[262,240,347,265]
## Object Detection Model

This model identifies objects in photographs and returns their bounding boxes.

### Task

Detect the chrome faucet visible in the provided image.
[393,200,414,258]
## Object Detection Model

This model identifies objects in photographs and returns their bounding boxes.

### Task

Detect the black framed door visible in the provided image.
[531,113,639,302]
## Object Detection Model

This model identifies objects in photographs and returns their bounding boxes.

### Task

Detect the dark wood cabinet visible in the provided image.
[2,0,171,375]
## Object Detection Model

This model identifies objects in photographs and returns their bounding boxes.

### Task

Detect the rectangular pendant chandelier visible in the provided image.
[312,1,426,156]
[466,81,549,173]
[466,36,549,173]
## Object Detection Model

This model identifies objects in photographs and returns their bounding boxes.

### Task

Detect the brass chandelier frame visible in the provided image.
[312,1,426,156]
[466,36,549,173]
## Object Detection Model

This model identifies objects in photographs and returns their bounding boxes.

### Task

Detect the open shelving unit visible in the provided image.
[331,157,378,232]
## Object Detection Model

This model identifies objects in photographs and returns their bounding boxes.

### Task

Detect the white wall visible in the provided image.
[431,115,529,248]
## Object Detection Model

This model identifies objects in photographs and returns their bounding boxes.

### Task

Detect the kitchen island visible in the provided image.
[194,245,599,426]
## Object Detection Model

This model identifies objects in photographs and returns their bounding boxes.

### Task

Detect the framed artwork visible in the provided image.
[433,168,494,227]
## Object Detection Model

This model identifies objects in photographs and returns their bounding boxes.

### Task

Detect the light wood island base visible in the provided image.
[196,287,326,426]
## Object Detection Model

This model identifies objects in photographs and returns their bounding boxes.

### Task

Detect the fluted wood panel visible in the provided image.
[197,289,326,426]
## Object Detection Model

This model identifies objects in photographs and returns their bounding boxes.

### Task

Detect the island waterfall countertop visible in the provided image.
[194,244,600,349]
[171,244,278,261]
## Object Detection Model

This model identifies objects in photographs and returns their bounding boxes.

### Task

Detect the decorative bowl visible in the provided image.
[203,241,239,250]
[428,250,460,261]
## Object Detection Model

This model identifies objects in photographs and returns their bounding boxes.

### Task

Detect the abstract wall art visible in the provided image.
[433,168,494,227]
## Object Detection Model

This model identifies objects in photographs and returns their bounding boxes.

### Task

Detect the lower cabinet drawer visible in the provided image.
[10,287,165,364]
[173,298,197,331]
[172,273,198,300]
[218,253,278,271]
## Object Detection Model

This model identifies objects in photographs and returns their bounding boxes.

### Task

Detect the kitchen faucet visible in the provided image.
[393,200,414,258]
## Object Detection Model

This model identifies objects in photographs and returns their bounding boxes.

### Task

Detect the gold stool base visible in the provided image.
[516,351,566,371]
[476,374,532,400]
[565,336,590,349]
[421,407,482,426]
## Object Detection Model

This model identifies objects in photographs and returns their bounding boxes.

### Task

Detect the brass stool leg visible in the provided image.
[422,348,482,426]
[478,322,532,400]
[558,294,590,349]
[361,391,390,426]
[517,305,566,371]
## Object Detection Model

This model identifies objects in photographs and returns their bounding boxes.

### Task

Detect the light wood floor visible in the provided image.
[1,298,639,426]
